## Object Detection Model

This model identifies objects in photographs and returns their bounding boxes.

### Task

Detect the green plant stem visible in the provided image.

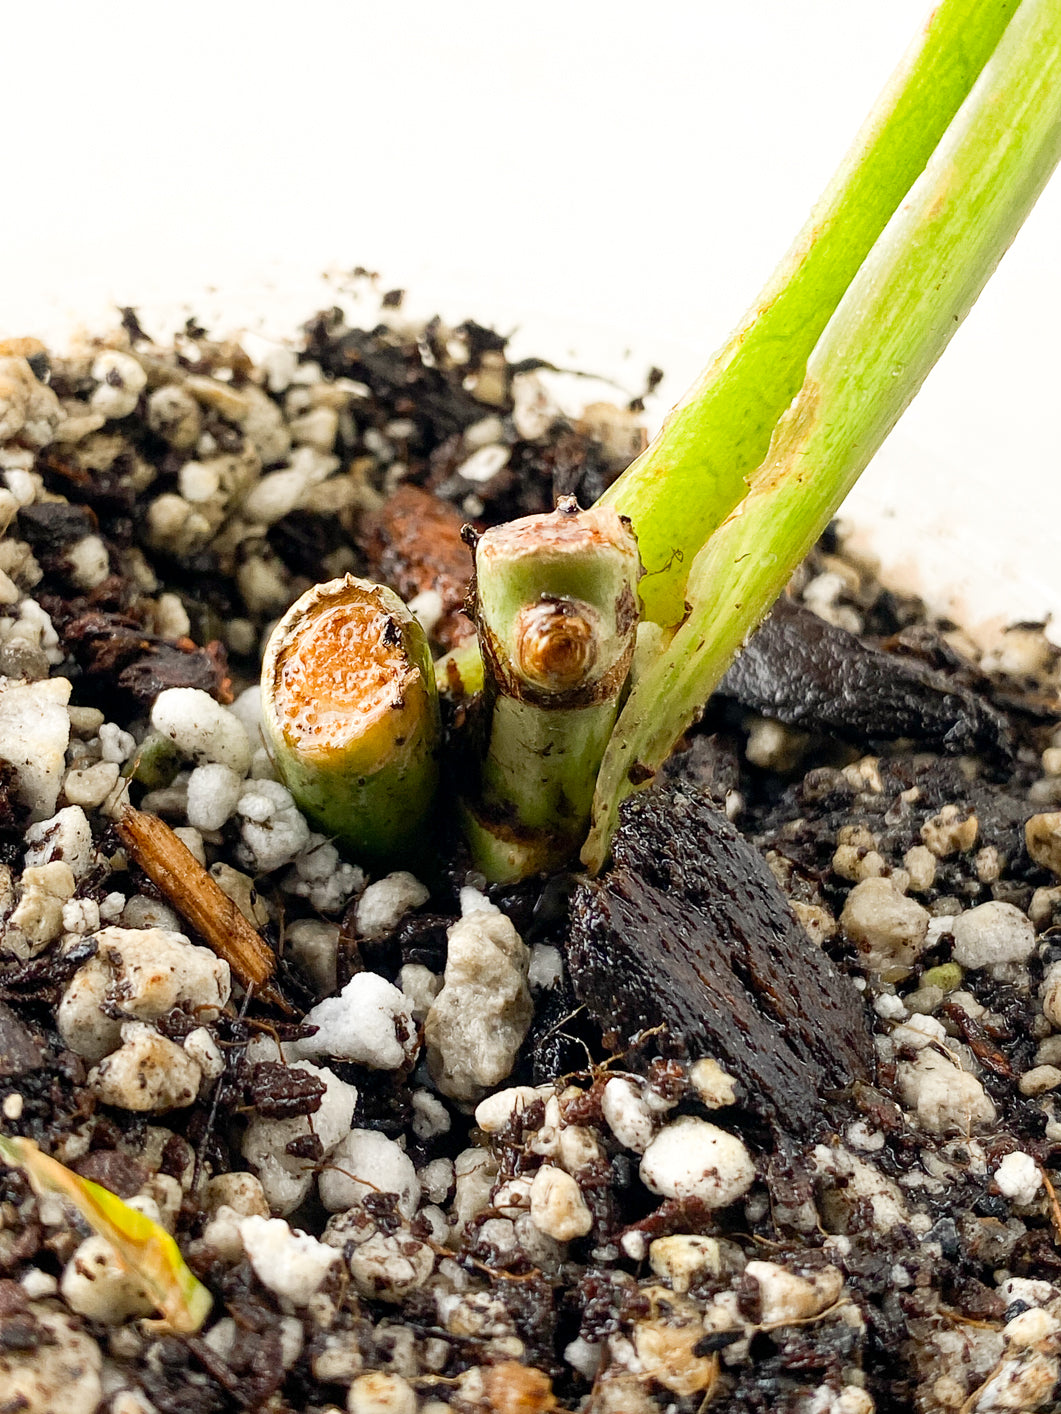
[464,499,640,881]
[435,636,484,698]
[599,0,1017,630]
[584,0,1061,873]
[261,574,439,868]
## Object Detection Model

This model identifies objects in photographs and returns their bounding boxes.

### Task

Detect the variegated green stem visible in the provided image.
[463,499,640,882]
[261,574,440,868]
[600,0,1017,630]
[583,0,1061,873]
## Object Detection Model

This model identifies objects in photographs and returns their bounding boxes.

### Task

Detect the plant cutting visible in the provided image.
[264,0,1061,882]
[260,575,440,867]
[458,498,641,881]
[2,7,1061,1408]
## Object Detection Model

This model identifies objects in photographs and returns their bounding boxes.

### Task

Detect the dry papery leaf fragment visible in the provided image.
[0,1133,211,1334]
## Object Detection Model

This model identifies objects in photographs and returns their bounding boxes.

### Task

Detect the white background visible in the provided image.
[4,2,1059,640]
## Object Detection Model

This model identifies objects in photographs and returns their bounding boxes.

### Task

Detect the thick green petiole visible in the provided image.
[600,0,1019,632]
[583,0,1061,872]
[261,575,440,868]
[463,499,640,882]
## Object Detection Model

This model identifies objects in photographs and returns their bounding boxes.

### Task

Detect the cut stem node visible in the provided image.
[261,575,440,868]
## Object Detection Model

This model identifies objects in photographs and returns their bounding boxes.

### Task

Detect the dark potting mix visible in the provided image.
[0,296,1059,1414]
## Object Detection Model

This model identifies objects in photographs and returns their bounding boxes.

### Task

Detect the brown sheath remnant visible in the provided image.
[116,806,289,1012]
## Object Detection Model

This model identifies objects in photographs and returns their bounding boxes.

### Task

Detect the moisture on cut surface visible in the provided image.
[274,600,411,753]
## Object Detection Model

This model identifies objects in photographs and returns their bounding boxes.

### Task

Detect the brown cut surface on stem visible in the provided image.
[116,807,288,1010]
[272,597,415,755]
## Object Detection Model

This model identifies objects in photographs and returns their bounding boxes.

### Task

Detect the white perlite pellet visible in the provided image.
[242,1060,357,1215]
[603,1077,658,1154]
[890,1014,947,1051]
[241,465,310,524]
[951,901,1036,969]
[649,1235,723,1294]
[239,1216,340,1306]
[89,350,146,420]
[236,778,310,872]
[355,871,430,938]
[184,1026,225,1082]
[511,372,559,439]
[745,1260,844,1324]
[19,1270,57,1300]
[203,1171,270,1219]
[347,1372,418,1414]
[61,897,99,937]
[151,687,253,775]
[288,835,364,912]
[24,805,94,877]
[348,1228,436,1305]
[1019,1065,1061,1095]
[639,1117,755,1208]
[997,1276,1057,1309]
[319,1130,421,1217]
[1026,813,1061,876]
[689,1057,738,1109]
[146,384,201,448]
[897,1049,996,1134]
[228,683,263,739]
[7,862,74,955]
[286,918,340,997]
[88,1022,202,1111]
[411,1089,450,1141]
[995,1151,1043,1207]
[63,759,119,809]
[57,925,231,1061]
[65,535,110,590]
[921,805,979,857]
[121,893,183,932]
[294,972,419,1070]
[424,899,532,1102]
[98,720,136,763]
[840,877,930,974]
[399,962,441,1020]
[529,943,564,991]
[0,675,71,819]
[474,1086,542,1133]
[186,762,244,831]
[529,1164,593,1241]
[0,1302,103,1414]
[60,1233,155,1323]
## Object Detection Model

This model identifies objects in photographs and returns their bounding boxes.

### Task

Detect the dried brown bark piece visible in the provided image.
[568,787,873,1138]
[357,483,475,648]
[116,807,288,1010]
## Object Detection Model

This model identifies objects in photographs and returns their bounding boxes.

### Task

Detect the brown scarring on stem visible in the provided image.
[116,805,290,1012]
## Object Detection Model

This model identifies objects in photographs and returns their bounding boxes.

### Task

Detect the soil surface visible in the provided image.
[0,299,1060,1414]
